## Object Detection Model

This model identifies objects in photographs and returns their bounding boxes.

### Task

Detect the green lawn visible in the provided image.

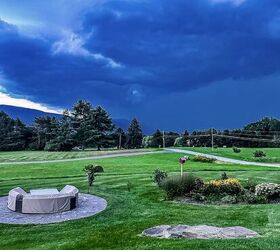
[180,147,280,163]
[1,152,280,249]
[0,148,158,163]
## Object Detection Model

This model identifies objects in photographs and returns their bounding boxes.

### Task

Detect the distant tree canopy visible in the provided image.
[0,100,121,151]
[185,117,280,148]
[0,111,29,151]
[0,103,279,151]
[143,118,280,149]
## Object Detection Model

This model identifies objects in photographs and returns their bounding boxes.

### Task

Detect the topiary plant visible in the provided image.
[83,164,104,193]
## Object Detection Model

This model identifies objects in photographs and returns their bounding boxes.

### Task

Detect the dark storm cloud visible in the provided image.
[0,0,280,129]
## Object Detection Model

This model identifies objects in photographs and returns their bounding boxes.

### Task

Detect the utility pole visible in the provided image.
[162,131,165,148]
[211,128,214,151]
[118,133,122,150]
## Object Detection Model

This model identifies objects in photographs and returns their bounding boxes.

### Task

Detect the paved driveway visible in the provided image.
[165,148,280,168]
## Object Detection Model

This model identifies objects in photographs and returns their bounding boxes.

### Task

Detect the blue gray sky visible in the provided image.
[0,0,279,131]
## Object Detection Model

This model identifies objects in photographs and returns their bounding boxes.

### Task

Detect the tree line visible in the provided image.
[142,117,280,148]
[1,100,280,151]
[0,100,143,151]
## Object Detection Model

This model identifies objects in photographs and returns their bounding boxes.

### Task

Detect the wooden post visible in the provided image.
[180,163,183,177]
[211,128,214,151]
[119,133,122,149]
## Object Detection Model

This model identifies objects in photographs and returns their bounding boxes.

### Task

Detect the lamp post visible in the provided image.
[179,156,188,177]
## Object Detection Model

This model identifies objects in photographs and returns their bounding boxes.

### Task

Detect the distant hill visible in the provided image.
[0,105,134,131]
[0,105,61,124]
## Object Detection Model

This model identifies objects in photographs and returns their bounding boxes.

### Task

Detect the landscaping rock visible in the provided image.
[142,225,259,239]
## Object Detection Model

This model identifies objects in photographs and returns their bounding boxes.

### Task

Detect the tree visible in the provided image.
[126,118,143,148]
[0,112,28,151]
[83,106,114,150]
[31,116,58,150]
[152,129,163,148]
[113,127,126,149]
[165,131,180,147]
[142,136,153,148]
[174,137,188,147]
[71,100,93,147]
[44,110,77,151]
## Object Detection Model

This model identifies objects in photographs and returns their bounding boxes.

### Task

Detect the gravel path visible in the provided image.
[0,194,107,224]
[0,150,166,165]
[165,148,280,168]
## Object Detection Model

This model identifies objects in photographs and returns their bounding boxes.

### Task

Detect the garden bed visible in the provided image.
[153,170,280,205]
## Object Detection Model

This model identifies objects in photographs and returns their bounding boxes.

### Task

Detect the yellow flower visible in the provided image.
[206,178,240,186]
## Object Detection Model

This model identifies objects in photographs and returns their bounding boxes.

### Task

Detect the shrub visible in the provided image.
[192,192,206,202]
[202,178,242,196]
[255,183,280,199]
[233,147,241,153]
[142,136,153,148]
[194,177,204,191]
[241,191,268,204]
[152,169,168,186]
[161,174,199,199]
[243,178,258,192]
[221,172,229,180]
[221,195,237,204]
[44,142,60,151]
[254,150,266,158]
[206,194,224,203]
[192,155,216,163]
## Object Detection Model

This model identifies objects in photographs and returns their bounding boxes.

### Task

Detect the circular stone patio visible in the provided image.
[0,193,107,225]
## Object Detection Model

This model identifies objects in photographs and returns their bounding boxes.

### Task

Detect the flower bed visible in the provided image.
[155,171,280,205]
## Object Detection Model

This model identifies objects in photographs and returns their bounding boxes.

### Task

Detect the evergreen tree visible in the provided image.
[113,127,126,149]
[152,129,163,147]
[32,116,58,150]
[83,106,114,150]
[126,118,143,148]
[72,100,93,147]
[44,110,77,151]
[0,112,28,150]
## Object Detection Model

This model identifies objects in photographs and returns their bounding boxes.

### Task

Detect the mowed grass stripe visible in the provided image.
[0,148,159,162]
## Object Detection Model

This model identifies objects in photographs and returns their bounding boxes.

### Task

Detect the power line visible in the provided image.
[214,134,280,143]
[231,130,280,134]
[215,132,279,138]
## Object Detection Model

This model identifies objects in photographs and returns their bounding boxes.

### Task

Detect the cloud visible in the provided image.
[1,0,280,130]
[0,91,63,114]
[209,0,246,6]
[52,31,122,68]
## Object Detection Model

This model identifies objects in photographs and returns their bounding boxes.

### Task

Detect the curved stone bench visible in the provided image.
[7,185,79,214]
